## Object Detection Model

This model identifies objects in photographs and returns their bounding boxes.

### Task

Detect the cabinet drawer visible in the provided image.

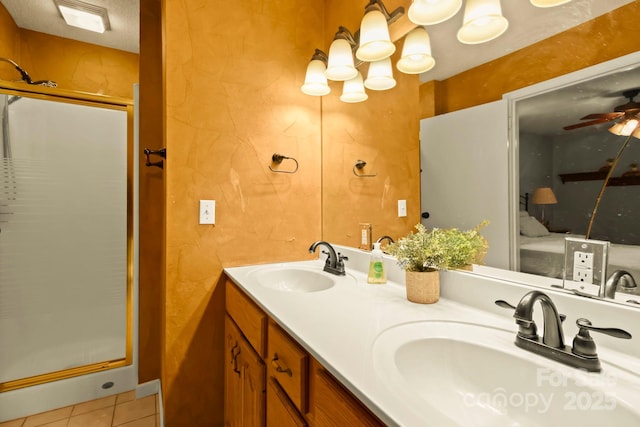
[267,378,307,427]
[309,358,384,427]
[268,321,308,413]
[226,279,267,358]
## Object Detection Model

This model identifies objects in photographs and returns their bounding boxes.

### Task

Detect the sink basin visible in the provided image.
[372,321,640,426]
[247,266,337,293]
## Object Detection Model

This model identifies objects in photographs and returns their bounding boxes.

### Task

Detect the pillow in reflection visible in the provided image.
[520,216,549,237]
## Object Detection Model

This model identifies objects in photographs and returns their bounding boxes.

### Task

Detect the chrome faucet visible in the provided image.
[308,241,348,276]
[604,270,638,299]
[498,290,632,372]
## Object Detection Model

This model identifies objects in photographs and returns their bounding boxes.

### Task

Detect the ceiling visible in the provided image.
[0,0,636,136]
[0,0,139,53]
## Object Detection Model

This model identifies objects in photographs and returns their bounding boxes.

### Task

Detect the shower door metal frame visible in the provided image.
[0,81,134,392]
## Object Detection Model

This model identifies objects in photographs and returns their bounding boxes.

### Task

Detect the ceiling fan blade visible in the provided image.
[563,118,615,130]
[580,112,623,120]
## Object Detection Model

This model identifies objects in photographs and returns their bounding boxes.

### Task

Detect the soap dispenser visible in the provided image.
[367,242,387,284]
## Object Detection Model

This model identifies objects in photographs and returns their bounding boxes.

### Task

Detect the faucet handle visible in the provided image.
[572,318,632,358]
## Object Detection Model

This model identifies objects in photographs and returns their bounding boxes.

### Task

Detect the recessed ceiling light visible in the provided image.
[54,0,110,33]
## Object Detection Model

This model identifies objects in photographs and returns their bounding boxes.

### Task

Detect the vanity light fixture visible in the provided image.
[55,0,110,34]
[396,27,435,74]
[340,72,369,103]
[301,49,331,96]
[456,0,509,45]
[530,0,572,7]
[325,27,359,81]
[365,58,397,91]
[408,0,462,26]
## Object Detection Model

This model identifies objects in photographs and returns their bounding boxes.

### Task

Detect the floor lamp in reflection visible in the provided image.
[586,116,640,239]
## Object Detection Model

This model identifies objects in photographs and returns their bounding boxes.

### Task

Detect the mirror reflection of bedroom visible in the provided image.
[517,63,640,285]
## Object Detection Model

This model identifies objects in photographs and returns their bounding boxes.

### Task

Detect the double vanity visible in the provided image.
[223,243,640,426]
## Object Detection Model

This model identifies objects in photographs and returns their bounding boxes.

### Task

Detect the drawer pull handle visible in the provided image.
[271,355,292,377]
[231,343,241,375]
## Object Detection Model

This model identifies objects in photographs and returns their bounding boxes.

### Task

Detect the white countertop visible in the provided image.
[223,245,640,427]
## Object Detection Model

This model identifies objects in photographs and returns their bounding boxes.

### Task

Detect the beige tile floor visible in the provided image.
[0,391,160,427]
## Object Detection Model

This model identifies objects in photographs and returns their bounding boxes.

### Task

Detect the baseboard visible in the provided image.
[136,379,164,427]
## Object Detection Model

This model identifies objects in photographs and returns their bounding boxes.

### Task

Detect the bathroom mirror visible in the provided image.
[418,51,640,308]
[504,51,640,306]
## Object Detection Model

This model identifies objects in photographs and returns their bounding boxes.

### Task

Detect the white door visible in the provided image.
[420,100,510,269]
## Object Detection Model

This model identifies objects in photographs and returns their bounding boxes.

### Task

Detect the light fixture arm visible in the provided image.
[585,132,635,239]
[310,49,328,64]
[334,26,358,47]
[365,0,405,26]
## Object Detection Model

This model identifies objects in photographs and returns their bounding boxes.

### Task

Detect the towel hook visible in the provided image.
[353,160,377,177]
[269,153,299,174]
[144,148,166,169]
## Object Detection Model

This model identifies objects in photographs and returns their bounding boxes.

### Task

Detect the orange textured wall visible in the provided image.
[426,1,640,116]
[0,4,21,81]
[322,0,421,246]
[18,30,138,99]
[163,0,323,424]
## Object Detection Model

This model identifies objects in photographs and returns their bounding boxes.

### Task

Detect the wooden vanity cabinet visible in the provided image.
[224,278,385,427]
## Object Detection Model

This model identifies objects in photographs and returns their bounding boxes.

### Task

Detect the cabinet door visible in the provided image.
[267,378,307,427]
[239,336,266,427]
[309,360,384,427]
[224,316,243,427]
[225,315,266,427]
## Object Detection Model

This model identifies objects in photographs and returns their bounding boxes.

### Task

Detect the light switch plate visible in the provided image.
[398,200,407,217]
[199,200,215,224]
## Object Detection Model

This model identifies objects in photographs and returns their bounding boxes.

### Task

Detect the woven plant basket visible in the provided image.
[405,270,440,304]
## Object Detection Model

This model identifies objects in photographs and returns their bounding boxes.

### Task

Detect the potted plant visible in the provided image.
[386,221,488,304]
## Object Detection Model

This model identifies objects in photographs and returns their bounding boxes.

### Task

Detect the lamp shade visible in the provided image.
[325,38,358,81]
[457,0,509,45]
[364,58,396,91]
[530,0,571,7]
[301,59,330,96]
[531,187,557,205]
[340,72,368,103]
[408,0,462,25]
[396,27,435,74]
[356,8,396,62]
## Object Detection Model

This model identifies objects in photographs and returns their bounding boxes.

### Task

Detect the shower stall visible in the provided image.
[0,83,137,421]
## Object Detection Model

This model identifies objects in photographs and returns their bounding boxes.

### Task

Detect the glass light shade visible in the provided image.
[408,0,462,25]
[530,0,571,7]
[301,59,330,96]
[396,27,435,74]
[457,0,509,45]
[632,124,640,140]
[356,9,396,62]
[609,118,639,136]
[364,58,396,91]
[325,38,358,81]
[340,72,368,103]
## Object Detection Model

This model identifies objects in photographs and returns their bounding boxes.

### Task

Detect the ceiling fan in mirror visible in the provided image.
[563,88,640,134]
